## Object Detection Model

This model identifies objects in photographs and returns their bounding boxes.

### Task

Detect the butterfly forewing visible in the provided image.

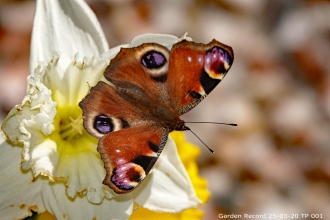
[103,43,171,105]
[79,81,137,138]
[167,40,234,115]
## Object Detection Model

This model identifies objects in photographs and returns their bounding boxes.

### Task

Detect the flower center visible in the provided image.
[59,114,84,141]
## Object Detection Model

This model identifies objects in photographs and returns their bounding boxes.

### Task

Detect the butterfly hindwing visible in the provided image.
[167,40,234,114]
[98,126,168,194]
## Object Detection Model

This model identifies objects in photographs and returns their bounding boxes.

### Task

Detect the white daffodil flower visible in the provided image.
[0,0,200,219]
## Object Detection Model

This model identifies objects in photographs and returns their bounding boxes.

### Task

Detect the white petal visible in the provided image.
[0,131,46,219]
[2,64,57,171]
[130,33,192,49]
[26,138,59,176]
[132,136,201,213]
[53,136,115,202]
[100,44,129,60]
[43,53,109,106]
[30,0,109,74]
[3,52,117,202]
[42,180,133,220]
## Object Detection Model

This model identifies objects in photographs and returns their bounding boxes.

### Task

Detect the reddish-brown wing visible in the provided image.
[98,126,167,194]
[103,43,171,105]
[167,40,234,115]
[79,81,138,139]
[79,81,168,194]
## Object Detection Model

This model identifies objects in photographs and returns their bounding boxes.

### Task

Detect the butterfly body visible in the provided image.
[109,79,188,133]
[79,39,233,194]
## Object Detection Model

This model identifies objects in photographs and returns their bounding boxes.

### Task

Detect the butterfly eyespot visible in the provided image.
[111,163,145,191]
[94,115,113,134]
[205,46,233,73]
[141,51,166,69]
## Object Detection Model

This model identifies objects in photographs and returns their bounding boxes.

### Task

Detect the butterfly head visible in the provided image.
[173,119,190,132]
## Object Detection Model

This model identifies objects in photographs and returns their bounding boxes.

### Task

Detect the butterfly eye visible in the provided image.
[94,115,113,134]
[141,51,166,69]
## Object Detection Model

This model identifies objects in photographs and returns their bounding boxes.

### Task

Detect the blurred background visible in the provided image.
[1,0,330,219]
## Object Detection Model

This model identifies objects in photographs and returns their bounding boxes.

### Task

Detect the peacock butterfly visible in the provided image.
[79,39,234,194]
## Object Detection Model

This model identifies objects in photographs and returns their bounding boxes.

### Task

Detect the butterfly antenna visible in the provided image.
[187,127,214,153]
[186,122,237,126]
